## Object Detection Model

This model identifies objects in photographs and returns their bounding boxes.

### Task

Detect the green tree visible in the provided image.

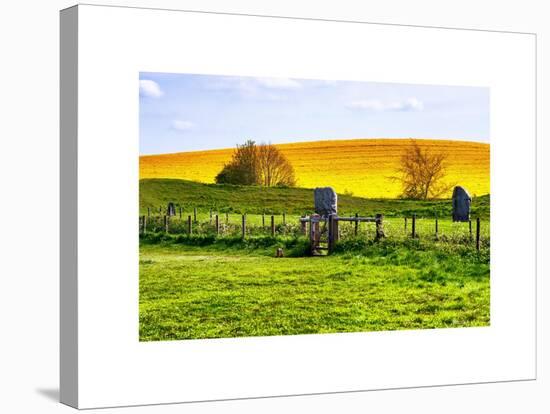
[215,140,260,185]
[215,140,296,187]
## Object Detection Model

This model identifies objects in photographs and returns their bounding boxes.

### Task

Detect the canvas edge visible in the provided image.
[60,4,79,409]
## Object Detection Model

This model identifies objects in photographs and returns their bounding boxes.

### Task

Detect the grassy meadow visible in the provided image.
[139,238,489,341]
[140,178,490,219]
[140,138,490,199]
[139,178,491,341]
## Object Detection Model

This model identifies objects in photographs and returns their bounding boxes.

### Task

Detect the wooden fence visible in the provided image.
[139,208,484,252]
[139,212,285,238]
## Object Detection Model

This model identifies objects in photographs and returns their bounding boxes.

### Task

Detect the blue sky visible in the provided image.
[139,72,489,155]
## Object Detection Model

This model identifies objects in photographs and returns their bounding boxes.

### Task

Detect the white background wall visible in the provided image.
[0,0,547,413]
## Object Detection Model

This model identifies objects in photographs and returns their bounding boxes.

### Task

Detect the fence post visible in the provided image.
[328,214,335,253]
[271,215,275,236]
[226,212,229,223]
[300,216,307,235]
[215,214,219,235]
[315,217,321,248]
[411,214,416,238]
[193,207,197,223]
[311,214,321,254]
[469,219,473,239]
[142,215,147,234]
[476,217,481,251]
[309,217,315,254]
[179,207,182,219]
[159,206,162,215]
[435,217,439,239]
[187,215,192,235]
[164,215,169,233]
[241,214,246,239]
[404,217,408,232]
[375,214,385,240]
[147,207,150,217]
[354,213,359,236]
[262,212,265,227]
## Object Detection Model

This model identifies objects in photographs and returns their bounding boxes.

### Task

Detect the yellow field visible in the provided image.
[140,138,490,198]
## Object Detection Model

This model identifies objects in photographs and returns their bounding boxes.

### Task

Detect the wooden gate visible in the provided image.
[300,213,385,255]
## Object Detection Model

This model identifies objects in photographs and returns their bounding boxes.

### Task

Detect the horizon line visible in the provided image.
[139,137,490,157]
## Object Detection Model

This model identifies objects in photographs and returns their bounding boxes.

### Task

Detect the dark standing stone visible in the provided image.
[167,202,176,217]
[452,186,471,222]
[314,187,338,217]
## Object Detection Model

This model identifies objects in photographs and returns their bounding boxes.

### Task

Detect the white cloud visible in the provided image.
[346,97,424,112]
[139,79,163,98]
[205,76,301,100]
[254,77,302,90]
[171,120,195,131]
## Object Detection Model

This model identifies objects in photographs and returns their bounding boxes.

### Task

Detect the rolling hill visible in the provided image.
[140,178,490,218]
[140,138,490,199]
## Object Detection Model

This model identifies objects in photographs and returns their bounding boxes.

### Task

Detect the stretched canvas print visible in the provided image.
[60,4,536,409]
[138,73,491,341]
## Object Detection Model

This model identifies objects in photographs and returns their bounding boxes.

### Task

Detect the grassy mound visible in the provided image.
[140,178,490,218]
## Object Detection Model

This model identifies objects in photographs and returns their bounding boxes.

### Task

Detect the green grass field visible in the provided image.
[139,239,490,341]
[139,178,490,341]
[140,178,490,219]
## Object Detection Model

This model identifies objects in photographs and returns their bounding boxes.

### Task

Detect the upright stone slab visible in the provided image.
[167,202,176,216]
[452,186,471,222]
[314,187,338,217]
